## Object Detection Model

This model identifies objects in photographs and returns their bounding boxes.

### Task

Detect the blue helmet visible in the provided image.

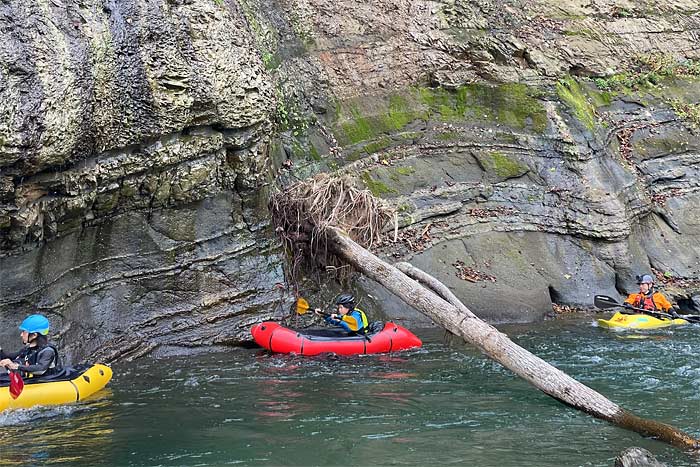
[19,314,50,335]
[636,274,654,285]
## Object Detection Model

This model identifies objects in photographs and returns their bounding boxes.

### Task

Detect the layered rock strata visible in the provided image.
[1,0,699,360]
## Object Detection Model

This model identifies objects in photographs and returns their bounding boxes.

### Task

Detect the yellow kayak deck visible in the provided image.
[1,364,112,411]
[598,312,688,330]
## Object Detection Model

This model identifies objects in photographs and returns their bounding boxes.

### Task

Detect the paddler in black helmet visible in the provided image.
[315,293,370,335]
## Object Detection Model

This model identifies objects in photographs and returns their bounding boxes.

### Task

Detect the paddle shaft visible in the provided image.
[618,303,700,322]
[619,303,674,319]
[299,298,372,340]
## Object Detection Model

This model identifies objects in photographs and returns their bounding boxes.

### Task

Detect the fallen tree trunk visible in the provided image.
[270,174,698,450]
[327,226,700,450]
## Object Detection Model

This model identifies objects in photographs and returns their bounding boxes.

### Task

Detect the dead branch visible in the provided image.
[396,262,470,314]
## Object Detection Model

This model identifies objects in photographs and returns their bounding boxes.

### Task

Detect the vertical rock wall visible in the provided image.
[0,0,284,362]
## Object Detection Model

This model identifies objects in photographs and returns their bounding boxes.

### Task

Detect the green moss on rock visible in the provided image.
[398,131,422,141]
[436,131,462,141]
[397,203,413,213]
[361,171,396,197]
[363,136,393,155]
[338,96,426,146]
[418,83,548,132]
[335,83,548,148]
[384,95,414,130]
[395,166,416,176]
[389,165,416,182]
[478,151,528,178]
[340,106,376,145]
[557,77,597,131]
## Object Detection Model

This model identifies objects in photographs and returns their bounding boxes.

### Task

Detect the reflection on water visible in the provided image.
[254,377,312,420]
[1,317,699,466]
[0,393,114,465]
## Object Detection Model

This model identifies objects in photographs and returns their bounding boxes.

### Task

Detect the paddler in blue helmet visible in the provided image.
[316,293,370,335]
[0,314,61,378]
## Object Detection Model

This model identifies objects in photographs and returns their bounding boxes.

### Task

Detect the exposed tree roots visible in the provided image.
[269,173,392,283]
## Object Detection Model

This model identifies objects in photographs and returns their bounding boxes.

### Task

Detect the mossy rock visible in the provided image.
[334,83,548,147]
[389,165,416,183]
[362,136,394,155]
[475,151,528,179]
[337,96,427,146]
[557,76,597,131]
[398,131,423,141]
[417,83,548,132]
[361,170,397,197]
[436,130,462,141]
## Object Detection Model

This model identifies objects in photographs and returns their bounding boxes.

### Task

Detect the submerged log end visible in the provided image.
[614,409,700,451]
[543,395,699,451]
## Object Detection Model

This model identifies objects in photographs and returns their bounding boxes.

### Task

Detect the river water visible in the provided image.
[1,315,698,466]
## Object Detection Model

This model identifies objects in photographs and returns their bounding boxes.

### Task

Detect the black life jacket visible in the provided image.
[17,344,61,378]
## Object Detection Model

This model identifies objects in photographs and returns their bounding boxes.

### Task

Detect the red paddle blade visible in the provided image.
[9,371,24,399]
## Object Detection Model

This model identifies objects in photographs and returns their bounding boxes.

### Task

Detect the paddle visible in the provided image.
[295,297,329,317]
[295,297,372,341]
[296,297,311,315]
[9,369,24,399]
[594,295,700,323]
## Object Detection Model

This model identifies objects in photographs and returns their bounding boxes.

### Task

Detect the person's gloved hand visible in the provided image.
[623,303,633,309]
[670,306,681,318]
[0,359,17,370]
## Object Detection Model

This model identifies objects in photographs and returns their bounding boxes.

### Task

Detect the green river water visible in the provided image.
[1,314,699,466]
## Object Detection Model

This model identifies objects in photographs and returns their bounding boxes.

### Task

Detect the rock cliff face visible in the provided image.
[1,0,699,360]
[0,0,283,361]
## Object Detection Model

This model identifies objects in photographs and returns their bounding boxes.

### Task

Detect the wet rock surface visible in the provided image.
[615,447,667,467]
[1,0,700,360]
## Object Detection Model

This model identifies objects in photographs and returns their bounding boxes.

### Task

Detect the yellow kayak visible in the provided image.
[1,364,112,412]
[598,312,688,330]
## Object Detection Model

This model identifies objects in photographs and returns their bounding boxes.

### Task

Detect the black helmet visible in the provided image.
[335,293,355,308]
